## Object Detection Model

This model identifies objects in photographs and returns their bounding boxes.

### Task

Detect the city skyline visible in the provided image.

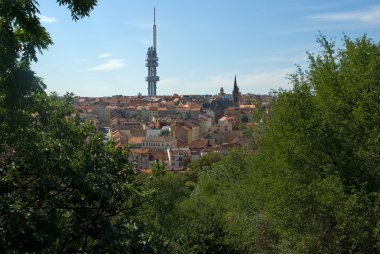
[33,0,380,97]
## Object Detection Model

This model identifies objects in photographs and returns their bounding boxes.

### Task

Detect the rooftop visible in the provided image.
[143,136,176,142]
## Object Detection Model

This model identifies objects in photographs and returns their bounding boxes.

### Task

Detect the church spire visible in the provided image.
[233,74,238,93]
[232,75,240,108]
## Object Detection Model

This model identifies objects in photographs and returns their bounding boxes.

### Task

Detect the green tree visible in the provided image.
[186,152,222,183]
[241,114,249,123]
[136,172,192,253]
[249,101,271,149]
[238,35,380,253]
[183,155,192,168]
[175,149,251,254]
[0,94,148,253]
[151,162,167,176]
[159,128,170,137]
[0,1,150,253]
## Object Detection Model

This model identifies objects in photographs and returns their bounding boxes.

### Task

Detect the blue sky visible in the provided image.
[33,0,380,97]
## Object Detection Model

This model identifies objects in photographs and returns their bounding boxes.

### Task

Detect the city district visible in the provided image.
[73,78,274,173]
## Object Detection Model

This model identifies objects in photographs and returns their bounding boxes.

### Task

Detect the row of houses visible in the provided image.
[111,114,252,172]
[73,92,275,173]
[127,135,250,172]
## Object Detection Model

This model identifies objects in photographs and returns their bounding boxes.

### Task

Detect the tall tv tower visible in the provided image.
[145,8,159,96]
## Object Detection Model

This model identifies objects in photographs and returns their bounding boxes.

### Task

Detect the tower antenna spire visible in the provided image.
[153,8,157,49]
[146,7,159,96]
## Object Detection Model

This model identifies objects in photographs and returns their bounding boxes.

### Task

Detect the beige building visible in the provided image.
[148,106,159,121]
[93,105,113,126]
[128,148,150,171]
[173,122,200,145]
[197,114,212,134]
[218,116,233,132]
[142,136,177,152]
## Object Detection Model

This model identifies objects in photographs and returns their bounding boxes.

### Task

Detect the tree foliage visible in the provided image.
[0,1,149,253]
[158,128,170,137]
[186,152,222,183]
[0,96,146,252]
[241,114,249,123]
[171,149,249,254]
[135,172,191,253]
[238,35,380,253]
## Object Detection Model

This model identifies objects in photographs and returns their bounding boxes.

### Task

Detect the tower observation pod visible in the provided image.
[146,8,159,96]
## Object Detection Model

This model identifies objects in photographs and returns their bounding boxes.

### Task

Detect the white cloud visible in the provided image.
[90,59,127,72]
[39,15,58,24]
[311,5,380,24]
[98,53,112,58]
[284,2,347,12]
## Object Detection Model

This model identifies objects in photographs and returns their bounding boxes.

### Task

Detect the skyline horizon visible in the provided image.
[33,1,380,97]
[72,74,278,98]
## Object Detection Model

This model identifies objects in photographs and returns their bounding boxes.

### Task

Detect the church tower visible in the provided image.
[232,75,240,108]
[146,8,159,96]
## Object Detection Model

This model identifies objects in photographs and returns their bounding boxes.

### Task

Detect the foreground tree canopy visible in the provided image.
[240,35,380,253]
[1,0,380,253]
[0,1,150,252]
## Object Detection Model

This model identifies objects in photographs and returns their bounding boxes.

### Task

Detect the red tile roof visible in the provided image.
[128,137,144,144]
[188,139,207,149]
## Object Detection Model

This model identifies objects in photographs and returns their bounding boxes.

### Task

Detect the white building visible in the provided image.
[142,136,177,152]
[167,147,191,171]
